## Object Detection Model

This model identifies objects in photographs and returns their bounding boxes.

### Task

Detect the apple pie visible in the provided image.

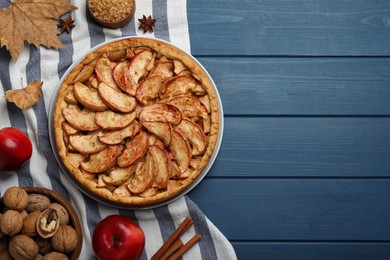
[53,38,220,207]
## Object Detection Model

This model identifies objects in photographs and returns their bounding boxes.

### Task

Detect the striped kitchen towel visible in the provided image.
[0,0,236,259]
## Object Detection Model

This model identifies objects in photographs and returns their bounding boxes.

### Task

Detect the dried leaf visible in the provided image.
[4,80,43,109]
[0,0,77,62]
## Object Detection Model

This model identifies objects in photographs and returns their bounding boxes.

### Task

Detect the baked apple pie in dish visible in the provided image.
[50,37,223,208]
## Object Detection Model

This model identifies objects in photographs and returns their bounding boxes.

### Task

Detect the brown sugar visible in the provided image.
[88,0,134,23]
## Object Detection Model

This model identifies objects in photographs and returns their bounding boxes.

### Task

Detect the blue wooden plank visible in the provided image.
[198,57,390,115]
[232,242,390,260]
[208,117,390,177]
[188,179,390,240]
[187,0,390,56]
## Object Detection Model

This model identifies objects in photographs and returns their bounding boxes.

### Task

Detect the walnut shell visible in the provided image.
[0,210,23,236]
[2,187,29,211]
[22,211,41,237]
[8,235,39,260]
[51,225,78,253]
[47,203,69,225]
[37,209,60,239]
[26,194,51,212]
[42,252,69,260]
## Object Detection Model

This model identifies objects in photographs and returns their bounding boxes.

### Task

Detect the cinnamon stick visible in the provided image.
[160,239,184,260]
[151,217,193,260]
[167,234,202,260]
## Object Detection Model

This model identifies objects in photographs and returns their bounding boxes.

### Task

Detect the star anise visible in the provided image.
[138,15,156,33]
[57,15,75,34]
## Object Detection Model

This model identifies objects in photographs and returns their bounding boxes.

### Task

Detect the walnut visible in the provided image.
[47,203,69,225]
[26,194,51,212]
[0,210,23,236]
[51,225,78,253]
[37,209,60,238]
[42,252,69,260]
[8,234,39,260]
[22,211,41,237]
[2,187,29,211]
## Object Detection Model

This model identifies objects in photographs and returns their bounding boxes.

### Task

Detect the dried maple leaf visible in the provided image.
[0,0,77,62]
[4,80,43,109]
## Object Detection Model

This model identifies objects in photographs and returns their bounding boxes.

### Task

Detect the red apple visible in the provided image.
[0,127,32,172]
[93,215,145,260]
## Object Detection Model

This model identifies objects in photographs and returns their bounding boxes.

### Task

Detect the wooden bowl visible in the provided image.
[0,187,83,260]
[87,0,136,29]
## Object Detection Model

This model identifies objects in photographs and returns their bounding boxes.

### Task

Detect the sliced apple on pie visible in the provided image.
[98,82,137,113]
[139,103,182,126]
[69,133,107,154]
[95,110,136,130]
[95,55,120,91]
[149,145,171,189]
[73,82,107,111]
[62,107,100,131]
[127,153,155,194]
[117,131,149,167]
[142,121,171,147]
[159,75,206,99]
[80,145,123,173]
[103,165,137,186]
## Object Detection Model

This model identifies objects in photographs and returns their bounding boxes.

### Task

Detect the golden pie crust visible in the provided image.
[53,38,220,206]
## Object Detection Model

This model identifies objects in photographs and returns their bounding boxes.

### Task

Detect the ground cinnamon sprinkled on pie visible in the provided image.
[88,0,134,23]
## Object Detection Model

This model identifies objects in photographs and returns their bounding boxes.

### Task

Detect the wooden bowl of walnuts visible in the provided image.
[0,186,82,260]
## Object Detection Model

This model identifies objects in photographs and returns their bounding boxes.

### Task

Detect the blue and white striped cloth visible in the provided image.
[0,0,236,259]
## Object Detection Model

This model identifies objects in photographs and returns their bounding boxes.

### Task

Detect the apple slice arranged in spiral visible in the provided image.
[73,82,107,111]
[139,103,182,126]
[167,93,209,119]
[117,131,149,167]
[103,165,137,186]
[80,145,123,173]
[135,76,166,105]
[142,122,171,147]
[127,153,155,194]
[159,75,205,99]
[169,129,191,173]
[95,55,120,91]
[72,65,95,84]
[113,50,154,96]
[95,111,136,130]
[148,61,174,78]
[98,82,137,113]
[99,121,141,145]
[149,145,171,189]
[62,107,100,131]
[69,133,107,154]
[176,119,207,155]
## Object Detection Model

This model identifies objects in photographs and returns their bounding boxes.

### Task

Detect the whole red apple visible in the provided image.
[93,215,145,260]
[0,127,32,172]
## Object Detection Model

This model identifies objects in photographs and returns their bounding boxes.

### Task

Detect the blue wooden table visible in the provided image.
[185,1,390,259]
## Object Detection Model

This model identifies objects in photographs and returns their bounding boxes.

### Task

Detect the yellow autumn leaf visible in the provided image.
[0,0,77,62]
[4,80,43,109]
